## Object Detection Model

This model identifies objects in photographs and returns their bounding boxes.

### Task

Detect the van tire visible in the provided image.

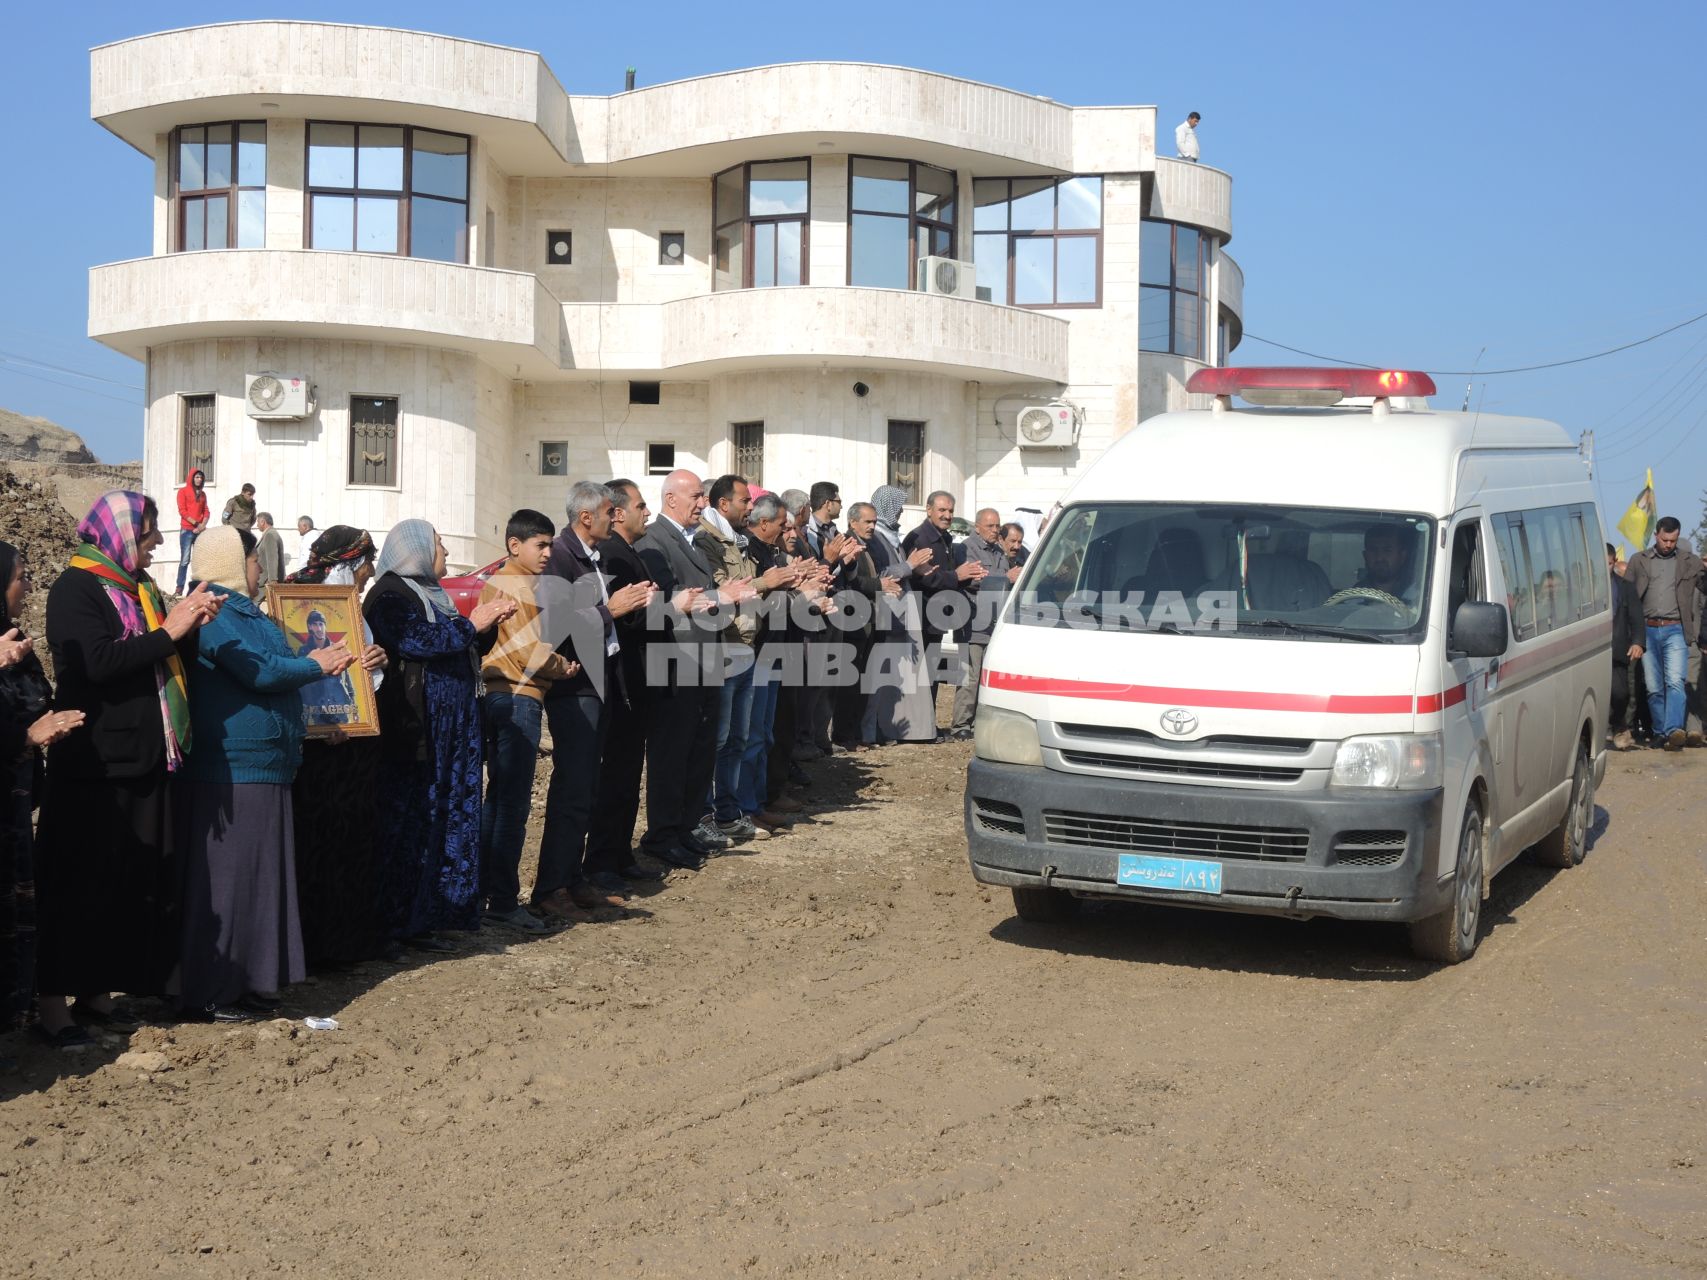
[1408,803,1484,964]
[1011,885,1080,923]
[1531,741,1592,869]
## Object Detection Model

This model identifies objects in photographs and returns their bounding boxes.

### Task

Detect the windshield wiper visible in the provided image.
[1242,617,1390,643]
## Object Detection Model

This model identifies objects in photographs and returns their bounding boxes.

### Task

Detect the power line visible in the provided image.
[0,348,143,391]
[1243,307,1707,376]
[0,362,143,408]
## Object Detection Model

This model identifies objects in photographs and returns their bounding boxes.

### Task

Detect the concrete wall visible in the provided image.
[508,177,712,302]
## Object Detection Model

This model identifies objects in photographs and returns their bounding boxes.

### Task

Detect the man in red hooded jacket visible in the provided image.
[175,468,209,594]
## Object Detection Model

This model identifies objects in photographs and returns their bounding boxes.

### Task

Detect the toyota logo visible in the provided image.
[1159,708,1198,736]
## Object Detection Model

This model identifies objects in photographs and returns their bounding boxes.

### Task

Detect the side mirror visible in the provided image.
[1450,601,1509,659]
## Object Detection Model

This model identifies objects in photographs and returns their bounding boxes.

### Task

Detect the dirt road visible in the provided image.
[3,742,1704,1278]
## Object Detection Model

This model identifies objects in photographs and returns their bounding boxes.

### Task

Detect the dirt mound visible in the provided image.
[0,406,96,466]
[0,465,80,665]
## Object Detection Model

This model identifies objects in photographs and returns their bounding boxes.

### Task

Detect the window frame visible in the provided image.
[646,442,677,477]
[171,121,267,252]
[1140,218,1210,359]
[732,421,765,488]
[971,176,1104,310]
[347,394,401,490]
[304,121,471,263]
[539,440,569,478]
[886,420,926,503]
[180,393,217,486]
[845,156,959,291]
[711,159,812,290]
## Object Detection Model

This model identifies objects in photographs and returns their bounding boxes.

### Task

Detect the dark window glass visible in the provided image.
[307,122,470,262]
[1140,220,1173,287]
[540,441,568,477]
[646,443,675,476]
[546,230,572,265]
[1142,217,1218,357]
[181,393,216,484]
[173,121,266,251]
[659,231,686,265]
[1175,225,1202,294]
[886,421,925,503]
[205,125,233,188]
[915,164,955,222]
[629,381,661,406]
[349,396,399,487]
[733,421,764,487]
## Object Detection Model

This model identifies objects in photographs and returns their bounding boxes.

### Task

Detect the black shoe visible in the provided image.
[788,764,812,786]
[950,727,975,742]
[31,1023,96,1050]
[618,861,667,883]
[70,999,144,1031]
[588,871,634,899]
[650,844,706,871]
[406,934,457,953]
[682,830,722,857]
[183,1003,253,1024]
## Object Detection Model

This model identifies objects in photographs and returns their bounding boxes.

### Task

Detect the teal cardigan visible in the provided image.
[184,585,325,785]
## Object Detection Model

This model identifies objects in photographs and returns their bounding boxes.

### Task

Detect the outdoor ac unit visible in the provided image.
[916,256,977,299]
[244,373,313,420]
[1015,403,1078,450]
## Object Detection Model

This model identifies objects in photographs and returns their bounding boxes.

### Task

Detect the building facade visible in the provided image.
[89,22,1242,570]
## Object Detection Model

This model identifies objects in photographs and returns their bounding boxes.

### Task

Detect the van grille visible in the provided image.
[1058,749,1303,783]
[972,798,1026,837]
[1331,830,1407,867]
[1042,811,1309,862]
[1056,723,1313,754]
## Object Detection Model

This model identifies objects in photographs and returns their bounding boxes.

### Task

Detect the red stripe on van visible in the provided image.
[982,671,1415,714]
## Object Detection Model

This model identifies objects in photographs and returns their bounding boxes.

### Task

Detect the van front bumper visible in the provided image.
[965,761,1449,922]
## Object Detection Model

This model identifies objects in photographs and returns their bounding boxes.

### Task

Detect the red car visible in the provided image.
[440,557,506,618]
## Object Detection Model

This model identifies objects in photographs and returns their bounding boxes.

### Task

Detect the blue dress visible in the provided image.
[365,581,485,938]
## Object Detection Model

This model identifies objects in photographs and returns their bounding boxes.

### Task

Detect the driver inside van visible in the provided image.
[1357,522,1419,605]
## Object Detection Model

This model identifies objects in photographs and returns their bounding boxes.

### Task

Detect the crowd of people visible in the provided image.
[1609,516,1707,752]
[0,470,1028,1053]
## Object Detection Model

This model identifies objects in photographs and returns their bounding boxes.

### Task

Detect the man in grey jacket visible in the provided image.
[949,507,1020,740]
[1625,516,1706,750]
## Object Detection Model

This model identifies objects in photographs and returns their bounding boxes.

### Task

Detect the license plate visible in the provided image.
[1117,854,1223,895]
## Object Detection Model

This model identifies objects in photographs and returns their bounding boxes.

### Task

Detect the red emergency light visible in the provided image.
[1186,366,1438,406]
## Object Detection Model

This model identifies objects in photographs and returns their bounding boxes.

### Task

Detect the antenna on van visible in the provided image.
[1461,347,1486,412]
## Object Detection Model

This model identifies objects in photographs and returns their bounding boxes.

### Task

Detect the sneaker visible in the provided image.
[717,815,759,843]
[950,727,975,741]
[485,904,547,934]
[1611,729,1634,751]
[1665,729,1686,751]
[690,820,732,850]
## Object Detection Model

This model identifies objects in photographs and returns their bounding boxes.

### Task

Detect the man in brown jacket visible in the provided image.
[1625,516,1705,750]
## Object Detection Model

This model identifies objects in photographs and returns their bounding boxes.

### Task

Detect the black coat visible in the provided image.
[44,568,193,780]
[901,519,964,644]
[1610,570,1645,662]
[595,533,650,708]
[542,532,620,703]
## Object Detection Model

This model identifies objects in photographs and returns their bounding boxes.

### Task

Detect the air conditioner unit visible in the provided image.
[916,256,977,299]
[244,372,313,420]
[1015,403,1078,450]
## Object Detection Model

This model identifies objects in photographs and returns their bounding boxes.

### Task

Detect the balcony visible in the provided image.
[89,251,564,372]
[561,288,1071,382]
[1150,157,1234,242]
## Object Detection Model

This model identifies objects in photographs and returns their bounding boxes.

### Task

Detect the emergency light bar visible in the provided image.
[1186,366,1438,407]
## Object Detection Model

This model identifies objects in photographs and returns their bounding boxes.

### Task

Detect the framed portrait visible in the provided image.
[265,583,380,738]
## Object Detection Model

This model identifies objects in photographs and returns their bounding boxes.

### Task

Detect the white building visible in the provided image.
[88,22,1242,570]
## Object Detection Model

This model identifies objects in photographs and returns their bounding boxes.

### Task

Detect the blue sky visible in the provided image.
[3,0,1703,534]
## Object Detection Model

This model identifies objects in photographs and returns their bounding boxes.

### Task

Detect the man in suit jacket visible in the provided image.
[532,480,654,918]
[635,469,729,868]
[902,490,987,738]
[830,501,895,749]
[1608,543,1645,751]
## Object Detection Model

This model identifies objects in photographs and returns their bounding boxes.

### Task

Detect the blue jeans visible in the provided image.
[711,661,755,823]
[739,675,779,816]
[1642,623,1688,737]
[479,692,543,913]
[176,529,198,593]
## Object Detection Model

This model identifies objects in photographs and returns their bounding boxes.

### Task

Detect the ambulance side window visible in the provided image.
[1447,520,1486,622]
[1492,513,1536,641]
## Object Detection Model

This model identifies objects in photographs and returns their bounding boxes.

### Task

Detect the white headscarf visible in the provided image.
[376,519,456,619]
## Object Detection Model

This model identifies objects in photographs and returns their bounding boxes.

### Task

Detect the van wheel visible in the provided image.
[1408,804,1484,964]
[1011,885,1080,923]
[1532,741,1593,869]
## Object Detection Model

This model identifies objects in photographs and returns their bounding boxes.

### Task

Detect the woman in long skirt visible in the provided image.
[364,520,511,949]
[176,527,355,1019]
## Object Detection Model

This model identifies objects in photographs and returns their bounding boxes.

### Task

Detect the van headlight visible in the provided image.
[1330,733,1442,790]
[974,706,1042,766]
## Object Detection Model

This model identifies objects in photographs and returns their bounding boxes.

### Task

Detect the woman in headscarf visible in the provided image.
[286,526,391,969]
[34,492,221,1047]
[0,543,86,1047]
[364,520,513,951]
[862,486,937,745]
[177,527,355,1020]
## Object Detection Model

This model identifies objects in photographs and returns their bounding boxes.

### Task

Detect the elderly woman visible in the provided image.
[177,527,354,1020]
[285,526,390,969]
[0,543,86,1048]
[34,492,220,1047]
[365,520,512,950]
[862,485,937,745]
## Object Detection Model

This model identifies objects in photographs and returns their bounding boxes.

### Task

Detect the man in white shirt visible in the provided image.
[284,515,317,576]
[1175,112,1201,162]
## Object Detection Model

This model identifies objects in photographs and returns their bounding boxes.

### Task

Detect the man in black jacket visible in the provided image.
[1608,543,1646,750]
[901,490,986,738]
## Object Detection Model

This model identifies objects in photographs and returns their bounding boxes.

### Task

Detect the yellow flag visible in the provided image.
[1616,469,1655,549]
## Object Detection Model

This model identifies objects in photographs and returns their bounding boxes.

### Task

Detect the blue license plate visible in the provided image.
[1117,854,1223,895]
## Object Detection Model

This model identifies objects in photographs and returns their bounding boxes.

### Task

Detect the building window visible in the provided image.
[733,422,764,488]
[545,230,572,265]
[886,421,924,503]
[181,394,217,483]
[646,443,676,476]
[629,381,661,406]
[349,396,399,487]
[712,159,810,291]
[659,231,685,265]
[972,177,1102,308]
[539,441,568,477]
[848,157,957,290]
[1140,218,1210,359]
[307,123,469,263]
[173,123,266,251]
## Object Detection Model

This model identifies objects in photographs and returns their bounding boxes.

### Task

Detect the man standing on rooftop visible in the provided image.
[1175,111,1201,162]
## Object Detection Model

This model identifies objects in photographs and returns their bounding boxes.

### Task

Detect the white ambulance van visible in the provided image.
[965,367,1609,963]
